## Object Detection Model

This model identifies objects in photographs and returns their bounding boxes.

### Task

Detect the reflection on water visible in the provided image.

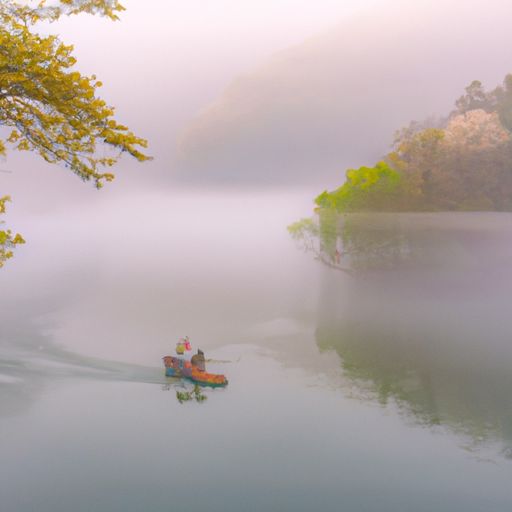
[0,307,235,413]
[0,190,314,416]
[2,193,512,511]
[310,212,512,456]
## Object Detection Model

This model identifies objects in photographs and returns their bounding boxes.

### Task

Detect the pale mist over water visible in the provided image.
[3,0,512,510]
[2,192,512,511]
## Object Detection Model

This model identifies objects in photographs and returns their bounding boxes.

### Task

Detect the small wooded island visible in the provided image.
[313,74,512,213]
[289,75,512,274]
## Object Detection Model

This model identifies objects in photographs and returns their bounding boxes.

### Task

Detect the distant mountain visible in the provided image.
[174,0,512,187]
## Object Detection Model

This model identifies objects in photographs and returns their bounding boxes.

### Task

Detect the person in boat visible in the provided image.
[176,336,193,356]
[191,349,206,371]
[176,341,185,355]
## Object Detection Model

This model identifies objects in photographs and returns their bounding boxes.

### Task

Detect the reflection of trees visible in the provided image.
[318,315,512,448]
[338,214,411,272]
[289,211,353,274]
[311,213,512,456]
[290,212,458,274]
[290,210,512,276]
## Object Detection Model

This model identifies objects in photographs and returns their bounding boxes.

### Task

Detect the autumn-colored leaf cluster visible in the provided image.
[0,1,151,267]
[316,74,512,212]
[0,0,150,188]
[0,195,24,267]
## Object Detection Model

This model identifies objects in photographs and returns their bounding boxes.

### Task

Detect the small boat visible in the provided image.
[163,355,228,387]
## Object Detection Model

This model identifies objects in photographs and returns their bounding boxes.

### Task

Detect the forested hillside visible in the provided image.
[315,75,512,212]
[176,0,512,185]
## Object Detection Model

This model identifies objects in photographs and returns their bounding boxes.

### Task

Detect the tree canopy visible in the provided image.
[315,73,512,213]
[0,0,150,188]
[0,0,150,266]
[315,162,402,212]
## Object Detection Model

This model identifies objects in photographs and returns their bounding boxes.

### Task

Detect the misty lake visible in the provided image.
[2,191,512,512]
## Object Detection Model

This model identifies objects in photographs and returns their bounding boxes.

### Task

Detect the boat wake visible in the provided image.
[0,322,167,417]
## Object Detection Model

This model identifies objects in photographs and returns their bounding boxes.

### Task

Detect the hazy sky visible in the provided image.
[4,0,512,206]
[2,0,383,208]
[39,0,382,160]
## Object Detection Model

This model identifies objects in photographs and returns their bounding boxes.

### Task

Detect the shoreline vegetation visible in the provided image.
[289,74,512,273]
[313,73,512,214]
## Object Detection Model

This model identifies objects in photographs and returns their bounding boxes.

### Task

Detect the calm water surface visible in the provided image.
[1,192,512,511]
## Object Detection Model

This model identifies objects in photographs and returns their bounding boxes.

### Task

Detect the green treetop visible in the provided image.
[315,161,403,213]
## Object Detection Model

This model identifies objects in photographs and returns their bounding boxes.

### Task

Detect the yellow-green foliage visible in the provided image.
[0,1,150,267]
[176,385,208,404]
[315,161,402,212]
[287,217,318,240]
[312,74,512,214]
[0,195,25,267]
[0,0,150,188]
